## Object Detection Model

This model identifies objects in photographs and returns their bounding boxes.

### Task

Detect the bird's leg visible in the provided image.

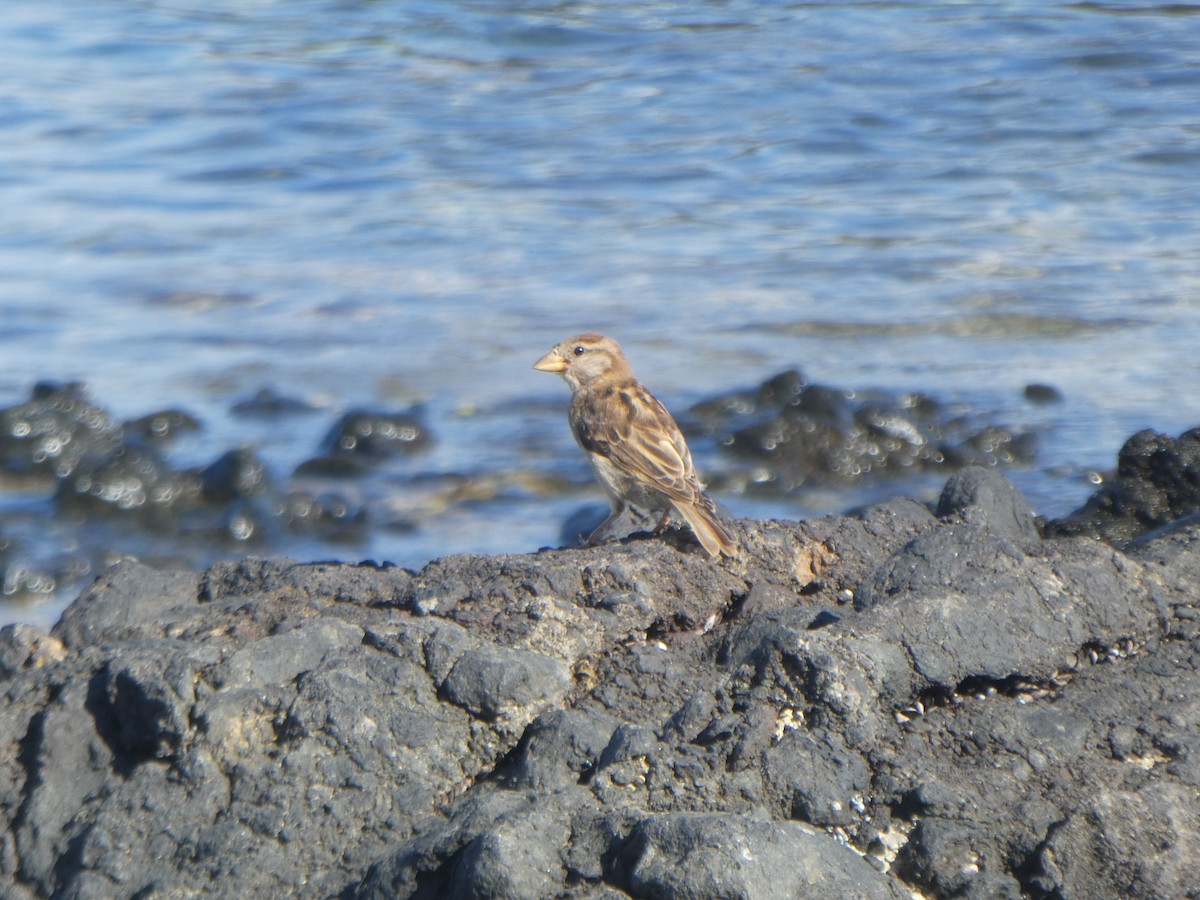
[652,509,672,534]
[584,501,625,547]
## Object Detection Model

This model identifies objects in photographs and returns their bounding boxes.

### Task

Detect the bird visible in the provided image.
[533,333,738,558]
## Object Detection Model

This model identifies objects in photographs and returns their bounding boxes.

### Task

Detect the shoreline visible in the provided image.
[1,434,1198,897]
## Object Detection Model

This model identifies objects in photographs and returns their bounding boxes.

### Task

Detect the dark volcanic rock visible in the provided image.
[1045,427,1200,546]
[56,441,204,518]
[200,447,272,502]
[0,533,62,604]
[295,408,432,479]
[56,441,202,515]
[0,382,427,603]
[231,386,316,417]
[0,382,120,479]
[1023,383,1063,405]
[124,408,201,443]
[690,369,1037,490]
[1,467,1198,899]
[610,812,908,899]
[935,465,1039,539]
[320,409,431,458]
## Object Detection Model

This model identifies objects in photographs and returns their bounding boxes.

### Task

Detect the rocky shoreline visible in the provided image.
[0,370,1044,614]
[1,428,1199,898]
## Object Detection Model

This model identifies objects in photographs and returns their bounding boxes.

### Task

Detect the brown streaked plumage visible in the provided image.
[534,333,738,558]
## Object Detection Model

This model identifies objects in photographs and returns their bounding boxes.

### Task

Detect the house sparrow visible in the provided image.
[534,333,738,558]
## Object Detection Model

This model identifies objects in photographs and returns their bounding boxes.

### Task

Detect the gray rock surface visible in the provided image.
[1,463,1198,899]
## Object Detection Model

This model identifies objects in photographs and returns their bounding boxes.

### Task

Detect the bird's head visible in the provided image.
[533,333,630,390]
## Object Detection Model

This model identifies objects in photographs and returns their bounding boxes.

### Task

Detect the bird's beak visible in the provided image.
[533,350,568,373]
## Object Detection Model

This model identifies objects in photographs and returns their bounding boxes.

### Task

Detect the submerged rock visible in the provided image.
[0,459,1197,898]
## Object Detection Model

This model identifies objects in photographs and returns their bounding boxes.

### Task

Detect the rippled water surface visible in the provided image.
[2,1,1199,625]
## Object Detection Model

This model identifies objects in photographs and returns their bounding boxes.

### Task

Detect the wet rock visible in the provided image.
[0,382,120,479]
[56,441,201,516]
[212,497,273,544]
[1,463,1198,899]
[231,386,316,417]
[278,490,367,540]
[294,409,431,480]
[124,408,201,443]
[1045,428,1200,546]
[691,370,1037,489]
[559,502,611,548]
[200,447,271,502]
[0,380,419,607]
[320,409,431,458]
[0,536,61,603]
[1023,383,1063,404]
[293,455,370,478]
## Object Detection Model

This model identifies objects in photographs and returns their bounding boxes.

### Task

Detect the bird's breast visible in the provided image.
[589,453,667,510]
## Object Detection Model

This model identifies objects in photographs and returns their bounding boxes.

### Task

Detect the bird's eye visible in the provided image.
[573,346,586,356]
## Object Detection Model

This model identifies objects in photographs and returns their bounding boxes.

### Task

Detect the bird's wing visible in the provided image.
[573,381,700,505]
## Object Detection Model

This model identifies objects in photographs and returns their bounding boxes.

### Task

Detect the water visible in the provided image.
[2,1,1198,626]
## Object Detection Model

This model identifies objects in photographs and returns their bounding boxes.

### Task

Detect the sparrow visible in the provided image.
[533,333,738,558]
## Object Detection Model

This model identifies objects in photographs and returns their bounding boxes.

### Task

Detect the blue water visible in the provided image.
[2,1,1199,626]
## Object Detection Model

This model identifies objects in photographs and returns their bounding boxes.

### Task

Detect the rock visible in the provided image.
[1,462,1198,898]
[0,382,120,479]
[277,489,367,539]
[689,369,1037,489]
[9,677,117,898]
[763,728,872,826]
[55,441,201,515]
[124,408,201,442]
[0,537,62,604]
[1045,428,1200,545]
[503,707,620,790]
[0,382,440,611]
[935,465,1039,539]
[611,812,909,899]
[355,788,557,899]
[320,409,431,458]
[99,640,222,762]
[231,386,316,417]
[53,561,202,647]
[1023,383,1063,404]
[200,447,272,502]
[445,801,573,899]
[439,647,571,720]
[0,623,66,679]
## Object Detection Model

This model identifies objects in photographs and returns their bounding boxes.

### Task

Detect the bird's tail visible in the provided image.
[677,494,738,559]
